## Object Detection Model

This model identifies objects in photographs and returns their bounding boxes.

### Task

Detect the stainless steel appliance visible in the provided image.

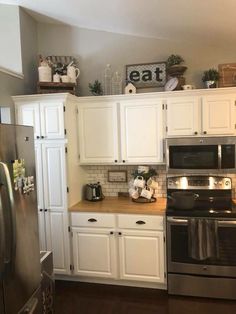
[166,137,236,174]
[166,175,236,300]
[40,251,54,314]
[0,124,42,313]
[85,182,104,201]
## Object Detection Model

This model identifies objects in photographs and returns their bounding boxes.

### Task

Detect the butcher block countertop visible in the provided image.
[69,197,166,215]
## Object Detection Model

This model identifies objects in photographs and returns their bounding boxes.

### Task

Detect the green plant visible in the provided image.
[132,168,157,181]
[166,54,184,68]
[89,80,103,95]
[202,68,220,82]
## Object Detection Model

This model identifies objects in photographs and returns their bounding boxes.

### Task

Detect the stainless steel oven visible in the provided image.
[166,137,236,174]
[166,176,236,300]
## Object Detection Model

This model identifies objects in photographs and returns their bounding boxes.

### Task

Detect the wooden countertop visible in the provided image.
[69,197,166,215]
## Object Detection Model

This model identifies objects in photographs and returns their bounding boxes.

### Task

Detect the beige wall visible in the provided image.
[0,7,37,121]
[37,23,236,96]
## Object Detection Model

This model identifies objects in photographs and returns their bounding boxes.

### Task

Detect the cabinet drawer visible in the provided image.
[71,212,116,228]
[117,214,163,231]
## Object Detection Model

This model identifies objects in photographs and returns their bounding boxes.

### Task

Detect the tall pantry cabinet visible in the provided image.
[13,93,85,275]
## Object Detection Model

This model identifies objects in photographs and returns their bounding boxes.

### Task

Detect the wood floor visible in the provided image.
[55,280,236,314]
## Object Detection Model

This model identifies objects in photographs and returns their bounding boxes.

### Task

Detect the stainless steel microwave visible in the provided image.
[166,137,236,174]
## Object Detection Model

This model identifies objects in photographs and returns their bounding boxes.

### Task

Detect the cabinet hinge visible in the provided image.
[165,104,167,110]
[76,108,79,114]
[65,147,68,153]
[235,124,236,129]
[163,236,166,243]
[64,129,67,135]
[166,126,168,132]
[70,264,74,271]
[235,101,236,106]
[64,106,66,112]
[162,104,164,110]
[164,272,167,278]
[68,226,71,232]
[67,187,69,193]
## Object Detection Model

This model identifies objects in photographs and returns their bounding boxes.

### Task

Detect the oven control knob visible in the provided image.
[214,181,218,185]
[225,180,230,186]
[218,181,223,185]
[175,181,179,185]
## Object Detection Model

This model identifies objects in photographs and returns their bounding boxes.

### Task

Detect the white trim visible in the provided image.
[0,66,24,79]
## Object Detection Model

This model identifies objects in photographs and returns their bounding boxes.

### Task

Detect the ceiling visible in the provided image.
[1,0,236,44]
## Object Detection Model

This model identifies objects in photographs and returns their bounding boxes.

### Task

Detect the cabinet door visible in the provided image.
[119,230,165,283]
[34,143,46,250]
[40,102,65,139]
[78,102,119,163]
[120,100,164,163]
[202,95,235,135]
[166,97,201,136]
[45,211,70,274]
[72,227,117,278]
[17,103,41,139]
[42,142,67,212]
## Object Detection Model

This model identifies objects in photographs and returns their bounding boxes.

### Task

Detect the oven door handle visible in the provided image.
[218,220,236,227]
[167,217,188,224]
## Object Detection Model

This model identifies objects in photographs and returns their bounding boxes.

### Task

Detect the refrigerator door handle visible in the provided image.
[0,162,16,267]
[0,194,6,276]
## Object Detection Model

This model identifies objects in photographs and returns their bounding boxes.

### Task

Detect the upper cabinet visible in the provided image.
[119,99,164,163]
[78,102,119,163]
[166,93,236,137]
[202,95,235,135]
[166,97,201,136]
[77,98,164,164]
[15,96,65,140]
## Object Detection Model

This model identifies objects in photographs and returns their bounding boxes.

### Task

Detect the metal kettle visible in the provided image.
[85,182,104,201]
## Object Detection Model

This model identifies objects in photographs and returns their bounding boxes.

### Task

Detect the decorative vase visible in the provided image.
[205,81,217,88]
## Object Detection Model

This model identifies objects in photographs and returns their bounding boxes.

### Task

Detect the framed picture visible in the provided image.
[218,63,236,87]
[126,62,166,88]
[108,170,127,183]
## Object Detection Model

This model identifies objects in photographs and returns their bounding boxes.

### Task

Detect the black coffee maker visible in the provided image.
[85,182,104,201]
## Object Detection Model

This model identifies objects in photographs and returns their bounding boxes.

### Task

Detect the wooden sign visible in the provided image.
[108,170,127,183]
[126,62,166,88]
[218,63,236,87]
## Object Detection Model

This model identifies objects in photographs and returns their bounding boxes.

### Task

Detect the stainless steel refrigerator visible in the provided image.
[0,124,42,314]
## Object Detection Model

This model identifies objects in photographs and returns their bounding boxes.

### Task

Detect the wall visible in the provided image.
[0,7,38,120]
[37,23,236,96]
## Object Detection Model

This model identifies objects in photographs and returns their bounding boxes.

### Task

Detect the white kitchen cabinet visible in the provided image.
[166,94,236,137]
[13,93,84,275]
[16,98,65,139]
[72,227,117,278]
[118,230,164,283]
[166,97,201,136]
[77,98,164,165]
[70,212,165,285]
[78,102,119,163]
[202,95,235,135]
[120,100,164,163]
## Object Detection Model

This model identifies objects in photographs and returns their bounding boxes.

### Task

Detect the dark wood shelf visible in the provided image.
[37,82,76,95]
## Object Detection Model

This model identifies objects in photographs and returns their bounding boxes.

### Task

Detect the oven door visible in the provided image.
[167,217,236,277]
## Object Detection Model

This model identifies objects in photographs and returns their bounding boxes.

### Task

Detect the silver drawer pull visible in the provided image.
[136,220,146,225]
[167,217,188,224]
[218,220,236,227]
[88,218,97,222]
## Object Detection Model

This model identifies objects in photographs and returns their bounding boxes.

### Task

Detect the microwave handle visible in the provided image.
[218,145,222,169]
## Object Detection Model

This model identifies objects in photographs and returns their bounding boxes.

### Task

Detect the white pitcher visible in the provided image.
[67,64,80,83]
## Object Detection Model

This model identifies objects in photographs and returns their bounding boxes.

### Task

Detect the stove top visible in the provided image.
[166,175,236,218]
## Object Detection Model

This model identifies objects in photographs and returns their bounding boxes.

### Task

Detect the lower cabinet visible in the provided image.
[72,228,117,278]
[70,213,165,284]
[118,230,164,283]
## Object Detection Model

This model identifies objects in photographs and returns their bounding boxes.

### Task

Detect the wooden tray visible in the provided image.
[132,197,156,203]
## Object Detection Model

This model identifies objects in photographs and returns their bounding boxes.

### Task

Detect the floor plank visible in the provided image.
[55,280,236,314]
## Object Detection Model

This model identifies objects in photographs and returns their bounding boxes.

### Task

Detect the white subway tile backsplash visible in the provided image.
[82,165,167,197]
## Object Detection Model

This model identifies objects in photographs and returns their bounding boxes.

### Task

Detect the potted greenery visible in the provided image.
[88,80,103,96]
[202,68,220,88]
[166,54,187,76]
